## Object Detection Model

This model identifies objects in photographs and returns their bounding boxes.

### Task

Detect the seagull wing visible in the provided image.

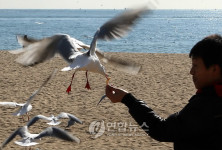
[56,35,82,63]
[97,6,149,41]
[34,127,80,143]
[96,50,141,75]
[0,128,21,149]
[57,112,69,119]
[69,38,92,51]
[8,48,27,55]
[8,35,40,55]
[71,38,90,50]
[13,69,57,117]
[58,112,82,124]
[27,115,52,127]
[14,36,58,66]
[66,113,82,124]
[0,102,24,107]
[88,6,148,56]
[12,34,79,66]
[26,69,57,105]
[16,35,40,48]
[86,6,148,73]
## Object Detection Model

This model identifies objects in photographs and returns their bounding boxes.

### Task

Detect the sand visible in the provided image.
[0,50,196,150]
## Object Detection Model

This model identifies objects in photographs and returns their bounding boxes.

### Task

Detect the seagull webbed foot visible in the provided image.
[66,73,75,94]
[85,81,91,90]
[85,71,91,90]
[66,85,72,94]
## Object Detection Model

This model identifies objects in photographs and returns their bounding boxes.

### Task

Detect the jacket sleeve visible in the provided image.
[121,93,215,142]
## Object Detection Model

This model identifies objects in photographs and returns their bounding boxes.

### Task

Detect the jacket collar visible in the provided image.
[196,83,222,98]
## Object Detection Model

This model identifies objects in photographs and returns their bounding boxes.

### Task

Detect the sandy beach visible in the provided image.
[0,50,196,150]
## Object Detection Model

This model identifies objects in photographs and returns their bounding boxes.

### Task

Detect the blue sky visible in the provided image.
[0,0,222,9]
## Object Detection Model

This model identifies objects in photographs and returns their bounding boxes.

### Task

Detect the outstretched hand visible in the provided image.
[105,85,128,103]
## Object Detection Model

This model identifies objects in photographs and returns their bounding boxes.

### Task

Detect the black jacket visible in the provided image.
[122,86,222,150]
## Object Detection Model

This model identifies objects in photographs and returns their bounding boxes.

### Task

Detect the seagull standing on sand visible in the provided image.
[0,69,57,121]
[10,6,148,93]
[0,126,80,149]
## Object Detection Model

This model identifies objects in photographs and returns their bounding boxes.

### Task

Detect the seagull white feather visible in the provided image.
[27,115,61,127]
[9,6,149,93]
[0,69,57,120]
[0,126,80,149]
[57,112,82,128]
[27,112,82,128]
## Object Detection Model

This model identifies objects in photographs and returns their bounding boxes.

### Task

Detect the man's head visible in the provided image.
[189,34,222,89]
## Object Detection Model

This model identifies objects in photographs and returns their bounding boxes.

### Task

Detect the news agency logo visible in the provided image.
[89,120,105,139]
[89,120,149,138]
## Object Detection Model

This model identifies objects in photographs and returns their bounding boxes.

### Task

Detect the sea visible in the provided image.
[0,9,222,53]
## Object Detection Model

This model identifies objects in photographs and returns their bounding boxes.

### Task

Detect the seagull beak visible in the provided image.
[106,76,111,85]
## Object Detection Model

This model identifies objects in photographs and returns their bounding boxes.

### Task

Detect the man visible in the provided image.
[105,34,222,150]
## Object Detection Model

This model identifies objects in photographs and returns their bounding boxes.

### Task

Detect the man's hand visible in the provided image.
[105,85,128,103]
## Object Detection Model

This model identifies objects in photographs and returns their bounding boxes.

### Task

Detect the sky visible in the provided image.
[0,0,222,9]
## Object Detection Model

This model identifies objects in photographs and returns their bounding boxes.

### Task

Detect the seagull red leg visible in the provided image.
[26,112,29,121]
[22,115,25,122]
[66,72,75,94]
[85,71,91,90]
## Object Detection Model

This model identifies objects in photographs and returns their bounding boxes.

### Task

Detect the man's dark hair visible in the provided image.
[189,34,222,69]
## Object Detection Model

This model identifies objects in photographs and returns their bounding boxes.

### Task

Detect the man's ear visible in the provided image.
[212,64,221,74]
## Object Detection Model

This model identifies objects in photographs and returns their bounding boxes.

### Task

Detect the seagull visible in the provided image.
[0,126,80,149]
[27,112,82,128]
[27,114,61,127]
[9,6,148,93]
[0,69,57,121]
[56,112,82,128]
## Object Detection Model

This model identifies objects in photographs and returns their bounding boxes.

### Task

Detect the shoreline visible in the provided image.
[0,49,190,54]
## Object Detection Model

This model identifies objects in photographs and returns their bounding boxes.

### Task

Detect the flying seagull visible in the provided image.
[9,6,148,93]
[0,69,57,121]
[26,112,82,128]
[56,112,82,128]
[26,114,61,127]
[0,126,80,149]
